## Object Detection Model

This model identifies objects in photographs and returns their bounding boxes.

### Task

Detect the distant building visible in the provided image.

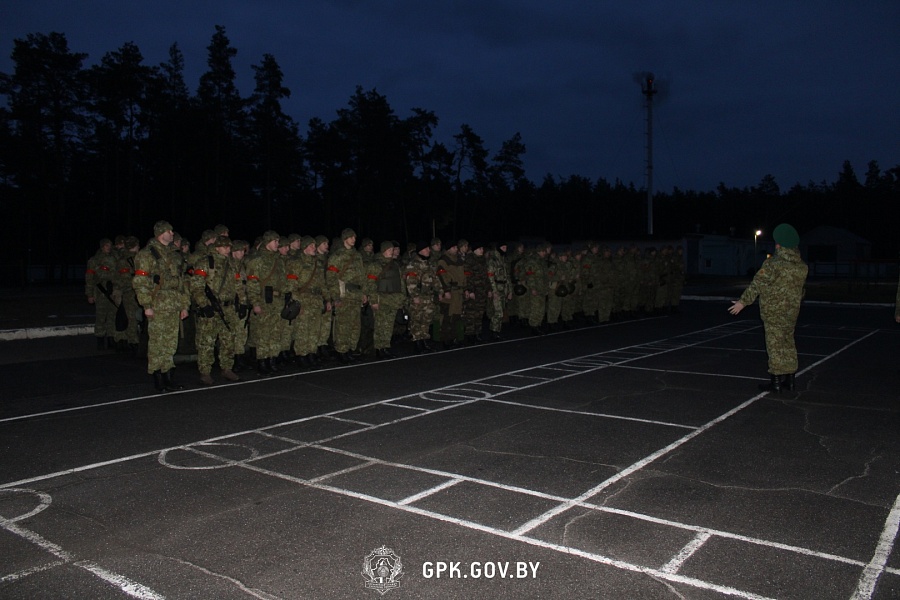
[684,234,772,276]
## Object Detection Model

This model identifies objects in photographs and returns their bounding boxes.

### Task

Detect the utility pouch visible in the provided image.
[265,286,274,304]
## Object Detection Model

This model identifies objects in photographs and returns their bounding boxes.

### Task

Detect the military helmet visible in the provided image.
[513,284,527,296]
[555,284,569,297]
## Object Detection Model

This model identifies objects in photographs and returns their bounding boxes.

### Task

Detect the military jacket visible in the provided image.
[246,248,287,307]
[464,253,489,301]
[132,239,189,312]
[326,245,366,299]
[286,253,326,300]
[190,251,239,309]
[403,253,438,300]
[739,246,808,323]
[485,252,510,296]
[86,249,117,299]
[520,252,550,295]
[113,250,137,296]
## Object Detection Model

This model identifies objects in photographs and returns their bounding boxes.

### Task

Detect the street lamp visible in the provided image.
[754,230,762,264]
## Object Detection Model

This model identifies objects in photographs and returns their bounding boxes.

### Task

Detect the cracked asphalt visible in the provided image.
[1,299,899,599]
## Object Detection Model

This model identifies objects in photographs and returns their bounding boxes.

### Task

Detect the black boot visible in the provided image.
[162,370,184,391]
[152,370,165,392]
[782,373,796,392]
[266,357,279,373]
[96,336,106,350]
[257,359,272,375]
[758,374,783,393]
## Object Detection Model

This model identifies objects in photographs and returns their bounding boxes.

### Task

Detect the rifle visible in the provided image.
[96,281,118,306]
[204,284,230,330]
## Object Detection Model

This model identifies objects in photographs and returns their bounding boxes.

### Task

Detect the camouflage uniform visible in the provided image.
[326,229,367,359]
[462,244,489,339]
[595,247,616,323]
[85,239,118,347]
[506,243,526,322]
[246,231,288,372]
[113,237,141,349]
[579,243,600,322]
[519,243,551,330]
[738,244,808,376]
[229,240,252,369]
[485,245,511,337]
[436,244,467,345]
[314,236,334,354]
[285,237,328,366]
[132,222,190,389]
[190,236,241,383]
[367,242,407,357]
[403,244,438,353]
[667,246,686,312]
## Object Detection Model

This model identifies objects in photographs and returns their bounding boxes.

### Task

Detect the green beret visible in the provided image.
[773,223,800,248]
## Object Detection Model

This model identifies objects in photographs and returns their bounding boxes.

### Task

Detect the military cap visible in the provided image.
[286,233,301,244]
[314,235,329,246]
[300,235,316,249]
[260,230,280,246]
[380,240,394,253]
[114,235,126,245]
[214,235,232,248]
[213,224,229,236]
[99,238,112,247]
[361,237,373,248]
[200,229,217,243]
[773,223,800,248]
[231,239,249,252]
[341,228,357,241]
[430,237,442,246]
[457,239,469,249]
[153,220,174,237]
[416,239,430,252]
[125,236,140,249]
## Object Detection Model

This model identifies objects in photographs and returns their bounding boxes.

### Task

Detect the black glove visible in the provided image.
[198,304,216,318]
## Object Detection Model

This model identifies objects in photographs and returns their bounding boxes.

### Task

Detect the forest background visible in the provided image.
[1,28,897,283]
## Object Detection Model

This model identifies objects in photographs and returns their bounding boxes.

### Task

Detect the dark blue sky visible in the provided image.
[3,1,899,193]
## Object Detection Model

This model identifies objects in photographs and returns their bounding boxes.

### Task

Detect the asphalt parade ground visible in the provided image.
[1,299,898,599]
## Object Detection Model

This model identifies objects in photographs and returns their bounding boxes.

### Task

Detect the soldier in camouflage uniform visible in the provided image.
[190,235,241,385]
[113,236,141,352]
[666,245,686,313]
[246,230,287,374]
[507,242,528,323]
[519,242,552,334]
[462,241,489,342]
[595,245,616,323]
[547,248,577,329]
[367,241,407,359]
[729,223,808,393]
[436,241,467,347]
[285,236,327,368]
[326,228,367,363]
[314,236,335,359]
[485,243,511,340]
[86,238,118,350]
[229,240,251,372]
[132,221,190,392]
[579,241,601,324]
[403,240,438,353]
[275,238,296,364]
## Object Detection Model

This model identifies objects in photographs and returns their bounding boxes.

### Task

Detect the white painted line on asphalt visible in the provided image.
[484,397,698,430]
[384,402,430,412]
[851,493,900,600]
[398,479,463,505]
[325,416,374,426]
[660,531,712,574]
[308,460,376,483]
[614,364,767,381]
[0,560,66,583]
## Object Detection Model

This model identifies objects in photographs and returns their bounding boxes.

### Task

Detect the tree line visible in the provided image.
[1,27,897,282]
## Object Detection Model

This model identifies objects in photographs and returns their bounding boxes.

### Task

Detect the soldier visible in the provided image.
[428,237,444,343]
[579,241,601,324]
[403,240,438,353]
[595,245,616,323]
[229,240,252,372]
[357,237,378,358]
[667,245,686,313]
[547,248,577,330]
[190,235,241,385]
[485,242,511,340]
[246,230,287,375]
[275,237,295,365]
[728,223,808,393]
[367,241,406,359]
[132,221,190,392]
[85,238,119,350]
[113,236,141,353]
[326,228,367,363]
[462,241,489,342]
[436,241,467,348]
[519,242,552,334]
[286,236,328,368]
[314,235,335,359]
[507,242,528,324]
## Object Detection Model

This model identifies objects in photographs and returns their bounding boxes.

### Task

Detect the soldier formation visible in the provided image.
[85,222,687,392]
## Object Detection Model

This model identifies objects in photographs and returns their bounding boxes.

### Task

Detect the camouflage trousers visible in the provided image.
[581,286,600,317]
[527,292,546,327]
[763,321,799,375]
[317,308,333,348]
[292,295,324,357]
[249,305,282,360]
[463,296,487,336]
[146,310,181,374]
[374,295,405,350]
[333,295,362,353]
[94,294,118,338]
[408,297,436,342]
[486,292,506,333]
[195,309,238,373]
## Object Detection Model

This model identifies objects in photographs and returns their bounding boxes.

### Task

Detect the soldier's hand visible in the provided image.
[728,300,745,315]
[179,309,189,320]
[87,296,95,305]
[144,308,155,319]
[253,305,263,315]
